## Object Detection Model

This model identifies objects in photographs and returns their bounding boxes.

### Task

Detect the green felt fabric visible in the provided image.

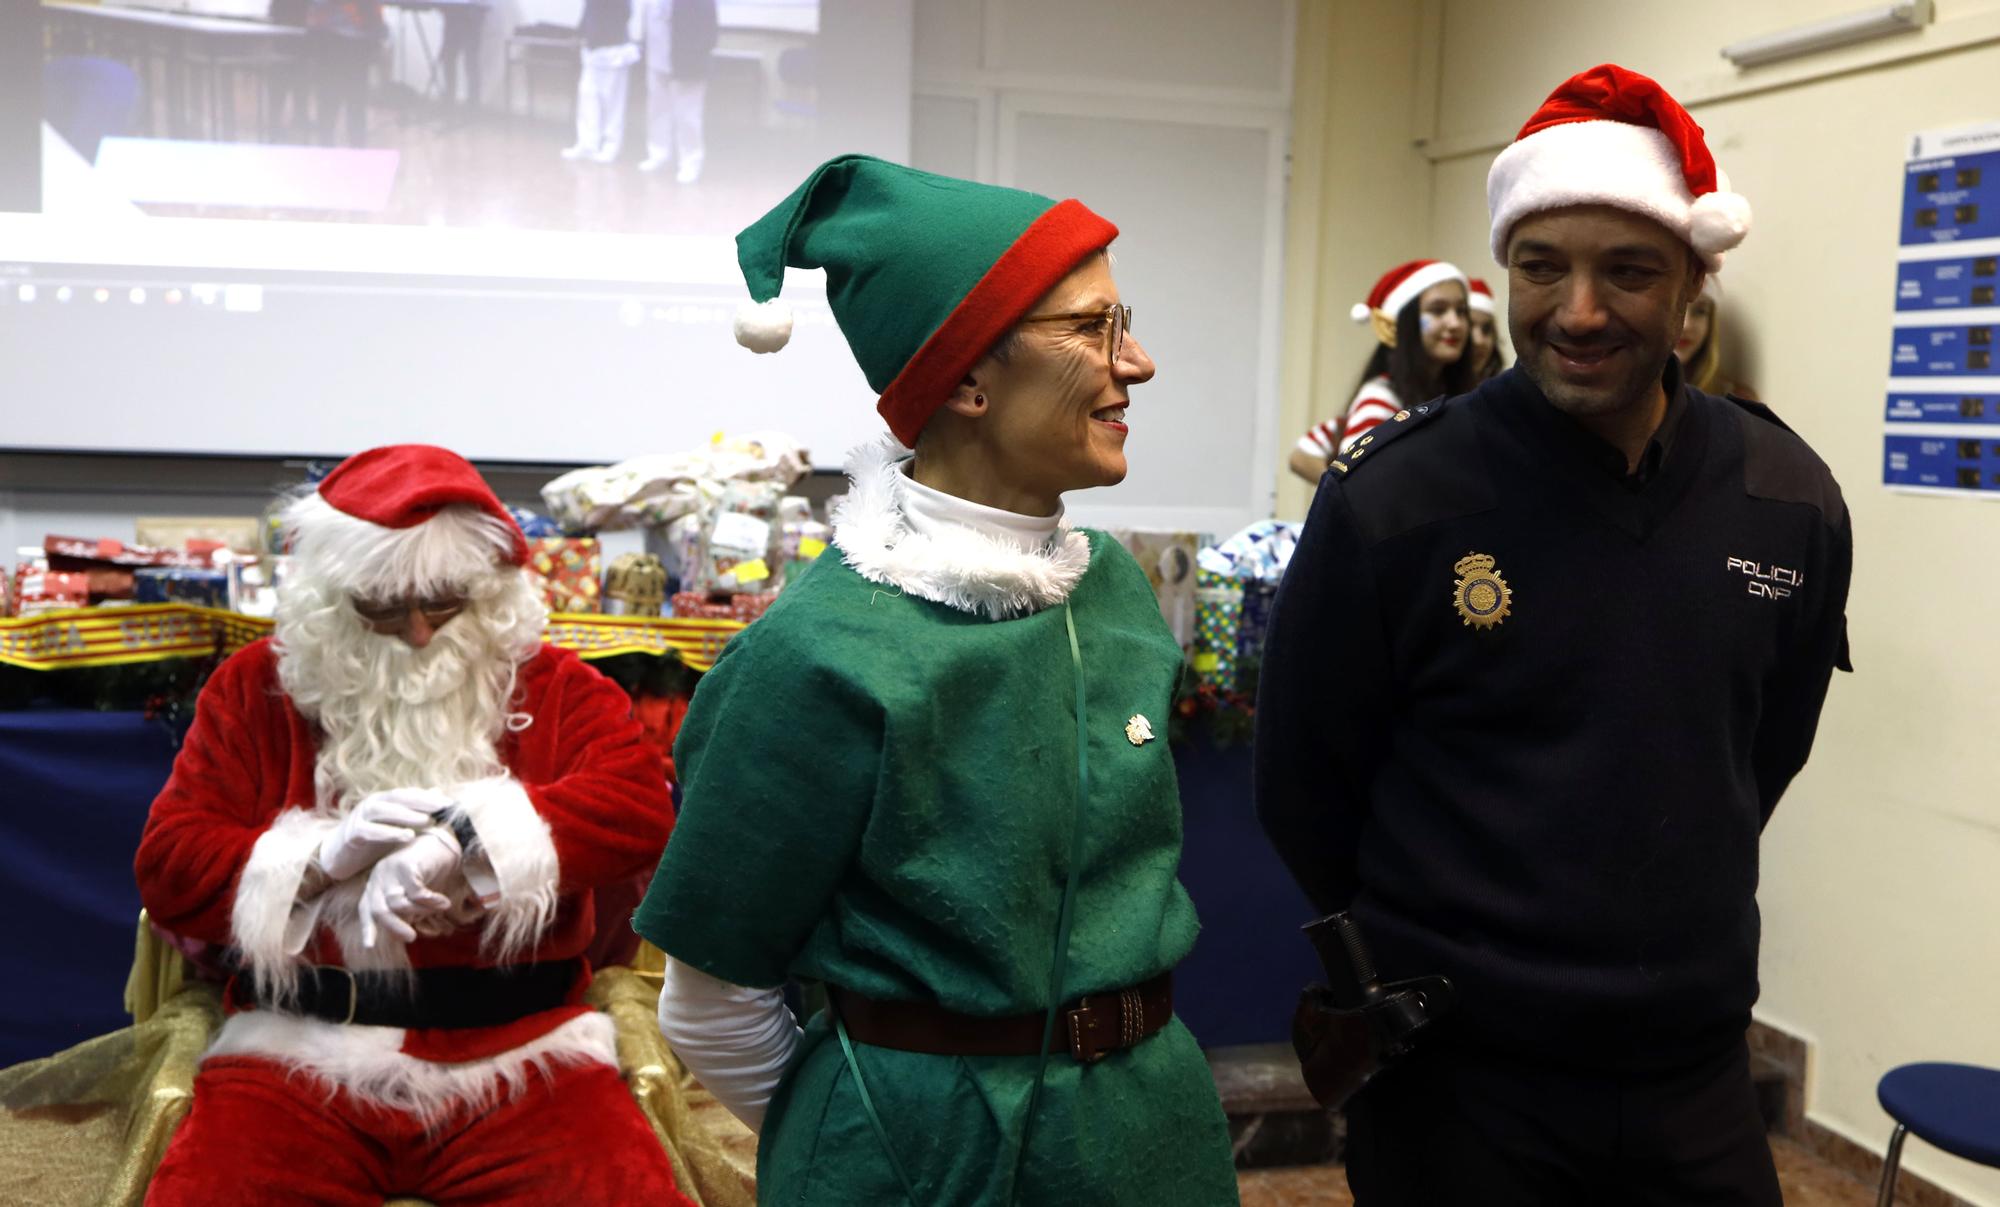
[633,532,1237,1205]
[734,154,1056,393]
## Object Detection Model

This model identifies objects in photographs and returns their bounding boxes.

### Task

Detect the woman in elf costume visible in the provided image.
[633,155,1240,1205]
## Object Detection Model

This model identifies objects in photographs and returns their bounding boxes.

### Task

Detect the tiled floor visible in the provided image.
[1236,1137,1883,1205]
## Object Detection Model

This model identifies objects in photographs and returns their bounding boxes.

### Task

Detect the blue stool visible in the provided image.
[1875,1062,2000,1206]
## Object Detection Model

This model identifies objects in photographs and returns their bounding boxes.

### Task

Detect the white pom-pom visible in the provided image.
[1689,190,1752,256]
[1349,302,1372,323]
[734,299,794,353]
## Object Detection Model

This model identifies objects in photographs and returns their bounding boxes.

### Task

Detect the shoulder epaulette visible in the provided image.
[1328,395,1451,477]
[1725,393,1794,434]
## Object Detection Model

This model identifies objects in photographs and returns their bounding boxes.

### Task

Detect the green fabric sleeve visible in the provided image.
[631,621,883,989]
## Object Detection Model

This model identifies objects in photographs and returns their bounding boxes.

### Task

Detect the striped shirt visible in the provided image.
[1296,377,1403,463]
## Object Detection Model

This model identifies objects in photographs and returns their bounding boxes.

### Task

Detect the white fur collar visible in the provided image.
[829,436,1093,620]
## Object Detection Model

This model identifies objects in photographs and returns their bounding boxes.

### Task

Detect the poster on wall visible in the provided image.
[1884,119,2000,497]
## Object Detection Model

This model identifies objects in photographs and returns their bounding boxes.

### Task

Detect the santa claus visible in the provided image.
[134,444,691,1205]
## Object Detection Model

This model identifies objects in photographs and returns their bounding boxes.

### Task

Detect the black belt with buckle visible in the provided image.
[828,972,1174,1064]
[239,959,583,1029]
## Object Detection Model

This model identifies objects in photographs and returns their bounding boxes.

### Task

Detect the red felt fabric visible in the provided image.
[1514,63,1718,195]
[134,638,675,1061]
[145,1056,693,1206]
[633,690,691,781]
[317,444,530,565]
[875,197,1118,446]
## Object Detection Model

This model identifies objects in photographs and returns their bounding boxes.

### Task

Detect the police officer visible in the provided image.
[1256,64,1852,1206]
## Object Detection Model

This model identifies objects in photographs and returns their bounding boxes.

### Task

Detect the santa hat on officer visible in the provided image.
[1467,278,1497,315]
[1486,63,1752,272]
[727,154,1118,447]
[283,445,532,601]
[1349,259,1469,348]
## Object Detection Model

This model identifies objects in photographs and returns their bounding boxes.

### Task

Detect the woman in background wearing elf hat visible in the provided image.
[1467,277,1508,382]
[1287,259,1474,483]
[1677,275,1758,399]
[632,154,1240,1206]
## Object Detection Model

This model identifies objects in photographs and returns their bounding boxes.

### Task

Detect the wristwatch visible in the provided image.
[443,811,481,858]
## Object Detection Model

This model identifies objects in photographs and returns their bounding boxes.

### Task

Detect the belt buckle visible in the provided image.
[1065,987,1143,1064]
[321,965,358,1026]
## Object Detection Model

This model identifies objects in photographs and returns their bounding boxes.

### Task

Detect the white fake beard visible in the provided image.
[275,570,544,812]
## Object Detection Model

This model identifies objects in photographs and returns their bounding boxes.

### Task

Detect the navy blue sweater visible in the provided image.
[1255,363,1852,1071]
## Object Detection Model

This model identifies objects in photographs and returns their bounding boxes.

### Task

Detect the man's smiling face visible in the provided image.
[1505,204,1703,418]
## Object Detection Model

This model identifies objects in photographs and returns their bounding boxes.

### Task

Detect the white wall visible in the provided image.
[1404,3,2000,1200]
[912,0,1294,537]
[1273,0,1438,522]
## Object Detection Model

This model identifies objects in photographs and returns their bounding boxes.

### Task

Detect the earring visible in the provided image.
[974,394,986,405]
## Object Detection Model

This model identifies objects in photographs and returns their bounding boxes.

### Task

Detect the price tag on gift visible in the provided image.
[731,558,771,585]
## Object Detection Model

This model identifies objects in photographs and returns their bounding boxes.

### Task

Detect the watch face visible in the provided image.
[447,812,480,853]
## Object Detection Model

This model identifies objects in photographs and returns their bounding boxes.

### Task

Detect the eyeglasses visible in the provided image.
[351,593,468,634]
[1016,303,1132,365]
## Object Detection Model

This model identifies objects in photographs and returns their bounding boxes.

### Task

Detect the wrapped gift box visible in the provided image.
[669,591,736,621]
[134,567,231,609]
[13,567,89,616]
[729,592,777,623]
[527,537,603,614]
[1193,567,1244,691]
[1111,530,1204,651]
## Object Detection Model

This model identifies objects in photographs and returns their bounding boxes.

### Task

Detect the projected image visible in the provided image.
[37,0,821,236]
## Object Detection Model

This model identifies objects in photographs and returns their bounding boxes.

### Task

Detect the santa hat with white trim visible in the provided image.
[1467,278,1497,315]
[284,445,530,599]
[1349,259,1469,347]
[1487,63,1751,272]
[730,154,1119,447]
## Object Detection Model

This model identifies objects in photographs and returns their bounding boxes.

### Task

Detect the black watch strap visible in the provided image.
[444,811,481,857]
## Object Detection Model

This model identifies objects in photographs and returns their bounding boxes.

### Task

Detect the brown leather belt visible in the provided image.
[828,972,1173,1064]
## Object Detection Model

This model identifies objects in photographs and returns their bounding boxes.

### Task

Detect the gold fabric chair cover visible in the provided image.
[0,917,757,1207]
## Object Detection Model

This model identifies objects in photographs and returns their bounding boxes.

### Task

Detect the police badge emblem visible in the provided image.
[1452,552,1512,629]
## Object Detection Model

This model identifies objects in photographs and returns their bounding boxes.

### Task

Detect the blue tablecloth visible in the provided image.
[1170,730,1322,1049]
[0,707,1316,1067]
[0,706,180,1066]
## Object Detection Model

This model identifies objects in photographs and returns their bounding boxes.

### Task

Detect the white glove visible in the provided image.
[315,788,455,882]
[358,826,463,949]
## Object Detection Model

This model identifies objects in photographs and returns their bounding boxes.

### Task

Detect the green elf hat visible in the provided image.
[731,154,1118,446]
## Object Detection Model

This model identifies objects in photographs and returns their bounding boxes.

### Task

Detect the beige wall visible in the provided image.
[1286,2,2000,1200]
[1274,1,1437,520]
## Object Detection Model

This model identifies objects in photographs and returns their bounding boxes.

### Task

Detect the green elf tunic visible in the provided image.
[633,438,1239,1205]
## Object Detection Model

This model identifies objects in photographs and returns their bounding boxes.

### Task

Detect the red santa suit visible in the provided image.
[133,445,692,1206]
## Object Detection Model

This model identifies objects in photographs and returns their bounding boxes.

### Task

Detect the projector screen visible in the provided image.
[0,0,912,467]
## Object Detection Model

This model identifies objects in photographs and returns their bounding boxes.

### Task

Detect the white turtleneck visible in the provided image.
[896,460,1063,551]
[657,459,1068,1135]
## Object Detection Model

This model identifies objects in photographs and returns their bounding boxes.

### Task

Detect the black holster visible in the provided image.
[1289,911,1454,1110]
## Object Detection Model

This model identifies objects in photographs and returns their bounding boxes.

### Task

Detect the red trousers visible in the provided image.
[146,1056,694,1206]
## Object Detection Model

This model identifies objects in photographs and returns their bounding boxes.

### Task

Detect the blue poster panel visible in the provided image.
[1895,254,2000,310]
[1889,322,1997,376]
[1887,121,2000,494]
[1885,389,2000,424]
[1883,433,2000,492]
[1900,147,2000,245]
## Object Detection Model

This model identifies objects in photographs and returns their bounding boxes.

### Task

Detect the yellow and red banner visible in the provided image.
[0,605,744,673]
[542,613,744,671]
